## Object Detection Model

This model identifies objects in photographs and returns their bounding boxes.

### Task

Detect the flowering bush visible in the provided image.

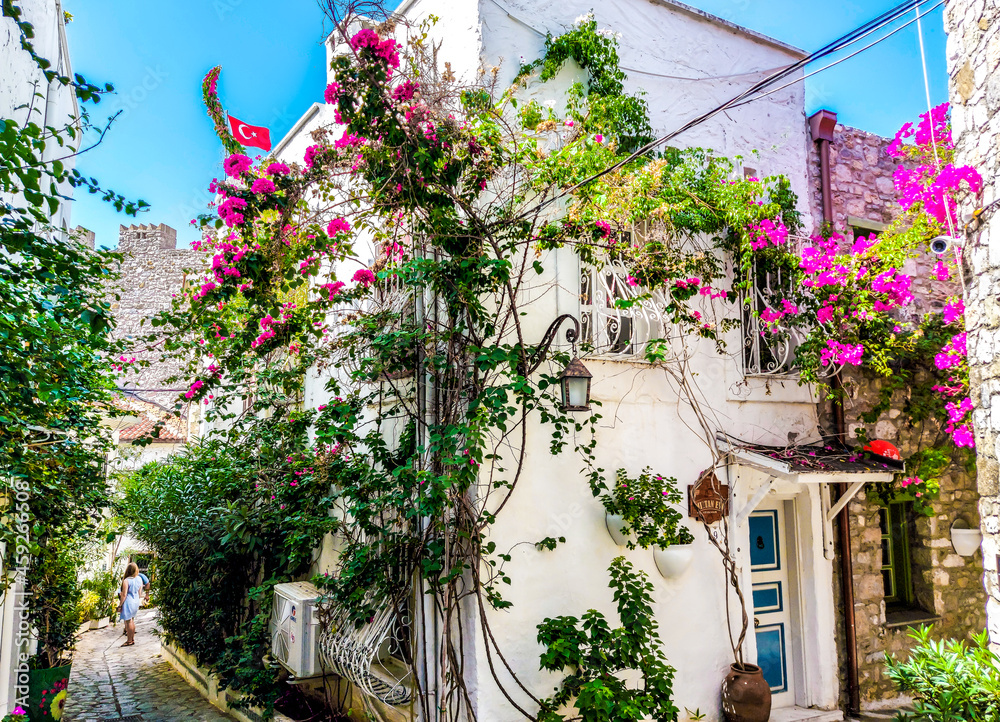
[763,104,979,453]
[117,412,339,713]
[600,468,694,549]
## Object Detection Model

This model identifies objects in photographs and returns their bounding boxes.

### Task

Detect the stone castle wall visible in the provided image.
[809,120,985,706]
[107,223,203,408]
[945,0,1000,646]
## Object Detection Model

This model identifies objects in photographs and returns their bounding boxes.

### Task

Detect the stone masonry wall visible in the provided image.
[107,223,202,408]
[810,121,985,706]
[820,372,984,706]
[945,0,1000,646]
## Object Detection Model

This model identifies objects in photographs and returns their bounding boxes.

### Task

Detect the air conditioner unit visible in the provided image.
[269,581,322,678]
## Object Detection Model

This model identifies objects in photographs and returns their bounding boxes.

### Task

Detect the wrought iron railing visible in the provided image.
[579,259,673,359]
[739,261,803,378]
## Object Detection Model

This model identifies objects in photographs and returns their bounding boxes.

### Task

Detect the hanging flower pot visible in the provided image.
[605,513,629,546]
[721,663,771,722]
[951,520,982,557]
[653,543,694,579]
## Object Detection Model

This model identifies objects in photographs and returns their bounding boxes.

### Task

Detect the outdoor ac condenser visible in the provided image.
[269,581,322,678]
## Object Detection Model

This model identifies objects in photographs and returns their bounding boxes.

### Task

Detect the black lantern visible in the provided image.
[560,358,592,411]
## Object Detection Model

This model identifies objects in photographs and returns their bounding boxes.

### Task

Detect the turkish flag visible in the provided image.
[227,115,272,151]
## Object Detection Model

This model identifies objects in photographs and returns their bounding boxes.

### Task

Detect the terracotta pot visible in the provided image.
[721,662,771,722]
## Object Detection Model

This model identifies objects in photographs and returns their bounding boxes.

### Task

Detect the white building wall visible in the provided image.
[0,0,79,234]
[0,1,80,713]
[277,1,841,718]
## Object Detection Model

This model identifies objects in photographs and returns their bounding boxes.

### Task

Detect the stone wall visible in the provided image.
[820,371,984,706]
[945,0,1000,646]
[107,223,202,408]
[809,119,986,706]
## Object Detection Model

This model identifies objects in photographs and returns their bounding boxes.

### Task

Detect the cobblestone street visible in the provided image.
[64,608,233,722]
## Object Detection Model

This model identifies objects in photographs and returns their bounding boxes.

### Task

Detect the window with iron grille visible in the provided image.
[740,257,801,377]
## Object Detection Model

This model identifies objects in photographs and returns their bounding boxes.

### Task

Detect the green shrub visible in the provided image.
[81,567,121,620]
[885,625,1000,721]
[536,557,678,721]
[117,412,339,714]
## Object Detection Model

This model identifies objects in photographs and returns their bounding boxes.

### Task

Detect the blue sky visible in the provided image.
[64,0,948,250]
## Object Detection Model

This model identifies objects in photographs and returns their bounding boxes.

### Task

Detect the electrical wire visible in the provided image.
[727,0,945,109]
[512,0,938,222]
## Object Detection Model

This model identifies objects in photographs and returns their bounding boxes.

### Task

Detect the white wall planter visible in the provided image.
[653,544,694,579]
[951,523,982,557]
[605,513,629,547]
[89,616,110,630]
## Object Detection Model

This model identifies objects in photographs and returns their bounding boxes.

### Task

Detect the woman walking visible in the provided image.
[117,563,143,646]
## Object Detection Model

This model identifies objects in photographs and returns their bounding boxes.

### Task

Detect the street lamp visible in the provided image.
[522,314,593,412]
[559,357,592,411]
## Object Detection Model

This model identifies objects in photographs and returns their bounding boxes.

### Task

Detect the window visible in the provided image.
[879,501,914,609]
[740,257,800,377]
[847,215,886,244]
[579,259,667,358]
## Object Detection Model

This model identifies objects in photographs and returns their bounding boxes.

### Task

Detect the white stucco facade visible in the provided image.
[267,1,889,720]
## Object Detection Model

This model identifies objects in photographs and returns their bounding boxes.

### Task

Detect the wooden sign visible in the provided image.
[689,472,729,525]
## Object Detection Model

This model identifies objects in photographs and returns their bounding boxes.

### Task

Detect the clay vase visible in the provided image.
[721,663,771,722]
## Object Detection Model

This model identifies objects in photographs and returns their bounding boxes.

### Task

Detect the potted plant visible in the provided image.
[25,533,88,722]
[689,470,770,722]
[600,468,695,576]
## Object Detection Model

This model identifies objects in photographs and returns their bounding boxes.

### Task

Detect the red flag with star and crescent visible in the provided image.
[227,115,272,151]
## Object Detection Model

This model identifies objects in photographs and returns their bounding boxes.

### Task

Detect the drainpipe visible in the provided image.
[809,109,861,718]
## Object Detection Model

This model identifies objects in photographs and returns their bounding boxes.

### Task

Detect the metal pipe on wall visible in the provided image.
[809,109,861,718]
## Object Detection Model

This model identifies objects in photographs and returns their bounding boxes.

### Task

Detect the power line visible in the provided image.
[514,0,937,222]
[728,0,945,109]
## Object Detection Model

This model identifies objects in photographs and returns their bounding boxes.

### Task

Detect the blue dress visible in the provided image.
[119,576,143,621]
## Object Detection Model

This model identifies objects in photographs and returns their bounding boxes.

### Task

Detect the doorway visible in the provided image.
[749,500,802,709]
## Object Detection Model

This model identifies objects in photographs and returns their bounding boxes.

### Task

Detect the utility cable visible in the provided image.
[728,0,945,109]
[513,0,936,222]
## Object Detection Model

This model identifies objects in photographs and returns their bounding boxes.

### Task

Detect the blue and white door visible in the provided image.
[749,503,795,708]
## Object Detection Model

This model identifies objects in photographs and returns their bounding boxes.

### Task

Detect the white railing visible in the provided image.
[579,259,673,358]
[739,262,802,378]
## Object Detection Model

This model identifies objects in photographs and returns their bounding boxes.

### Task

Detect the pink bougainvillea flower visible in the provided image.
[251,177,275,194]
[935,332,967,370]
[266,162,291,176]
[184,379,204,400]
[626,275,638,287]
[820,340,864,366]
[392,80,420,102]
[327,218,351,236]
[352,269,376,287]
[594,134,604,143]
[324,82,341,104]
[304,144,322,168]
[223,153,252,177]
[934,260,951,281]
[942,299,964,325]
[951,424,974,448]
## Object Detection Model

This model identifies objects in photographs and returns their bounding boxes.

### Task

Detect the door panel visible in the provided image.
[750,503,795,707]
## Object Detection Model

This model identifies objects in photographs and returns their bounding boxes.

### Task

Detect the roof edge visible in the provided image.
[646,0,807,58]
[273,103,322,159]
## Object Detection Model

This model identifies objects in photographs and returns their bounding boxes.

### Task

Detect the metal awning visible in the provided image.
[718,434,900,524]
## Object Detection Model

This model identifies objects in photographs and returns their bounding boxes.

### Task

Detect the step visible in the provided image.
[771,708,844,722]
